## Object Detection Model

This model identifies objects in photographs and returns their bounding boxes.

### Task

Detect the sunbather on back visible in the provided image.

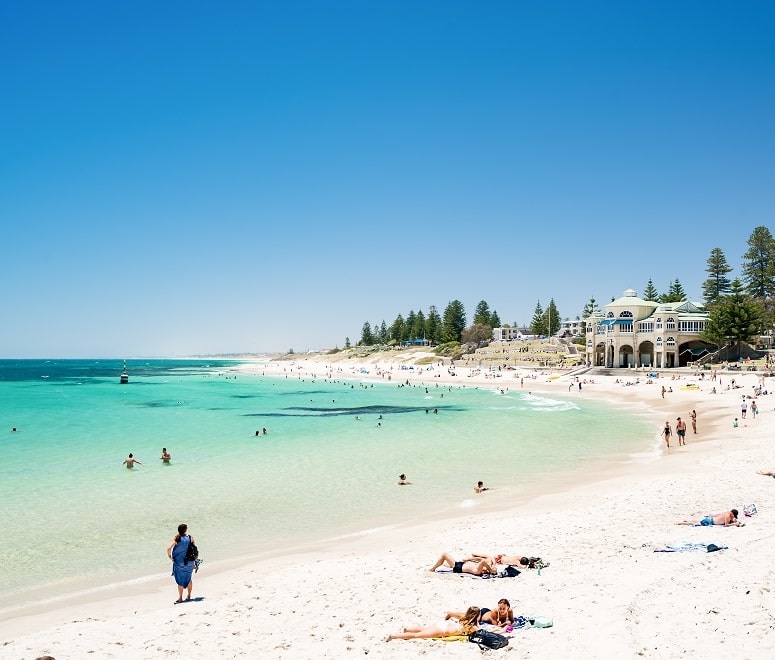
[428,552,496,575]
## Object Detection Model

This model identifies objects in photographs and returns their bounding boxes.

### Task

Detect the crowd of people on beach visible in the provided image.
[117,364,771,650]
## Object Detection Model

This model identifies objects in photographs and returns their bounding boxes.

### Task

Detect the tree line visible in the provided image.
[351,225,775,353]
[699,226,775,354]
[354,300,502,347]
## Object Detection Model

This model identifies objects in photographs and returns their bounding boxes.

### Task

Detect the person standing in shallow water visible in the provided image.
[122,452,143,468]
[676,417,687,446]
[168,523,196,603]
[662,421,672,448]
[160,448,171,464]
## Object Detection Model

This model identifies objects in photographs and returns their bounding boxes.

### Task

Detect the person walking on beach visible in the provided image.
[160,448,171,464]
[661,385,666,399]
[690,409,697,434]
[122,453,143,468]
[676,417,687,446]
[741,398,748,419]
[167,523,196,603]
[751,400,758,418]
[662,421,672,448]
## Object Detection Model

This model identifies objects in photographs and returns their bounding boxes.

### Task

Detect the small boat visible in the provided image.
[120,360,129,384]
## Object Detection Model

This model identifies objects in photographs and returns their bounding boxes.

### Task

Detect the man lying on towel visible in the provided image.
[678,509,743,527]
[429,552,497,575]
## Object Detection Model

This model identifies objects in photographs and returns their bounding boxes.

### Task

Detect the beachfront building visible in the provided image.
[559,318,584,337]
[492,326,537,342]
[585,289,715,369]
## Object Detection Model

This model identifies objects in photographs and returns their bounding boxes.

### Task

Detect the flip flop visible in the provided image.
[174,599,184,604]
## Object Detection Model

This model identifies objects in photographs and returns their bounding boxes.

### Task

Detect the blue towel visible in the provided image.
[171,535,195,586]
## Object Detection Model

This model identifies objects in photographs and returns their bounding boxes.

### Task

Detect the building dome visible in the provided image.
[623,288,637,297]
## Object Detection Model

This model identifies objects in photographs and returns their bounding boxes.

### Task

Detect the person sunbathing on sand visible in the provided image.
[758,470,775,478]
[386,606,481,641]
[470,552,547,569]
[429,552,497,575]
[679,509,743,526]
[447,598,514,627]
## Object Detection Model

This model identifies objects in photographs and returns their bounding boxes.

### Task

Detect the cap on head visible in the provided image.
[731,509,739,518]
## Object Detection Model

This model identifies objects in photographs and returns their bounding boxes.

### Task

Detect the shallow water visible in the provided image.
[0,359,653,612]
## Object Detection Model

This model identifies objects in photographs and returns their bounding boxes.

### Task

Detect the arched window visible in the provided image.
[666,317,676,330]
[619,310,633,318]
[656,317,663,330]
[606,311,614,318]
[666,337,676,347]
[656,337,663,346]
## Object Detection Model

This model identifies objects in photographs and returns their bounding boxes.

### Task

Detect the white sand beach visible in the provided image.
[4,356,775,659]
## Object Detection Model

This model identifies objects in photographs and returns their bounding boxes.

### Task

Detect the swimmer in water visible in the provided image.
[123,453,143,468]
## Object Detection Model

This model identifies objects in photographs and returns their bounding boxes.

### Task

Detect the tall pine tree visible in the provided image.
[530,301,548,336]
[642,279,659,301]
[702,247,733,305]
[473,300,492,326]
[741,226,775,299]
[544,299,561,336]
[425,306,442,344]
[442,300,467,343]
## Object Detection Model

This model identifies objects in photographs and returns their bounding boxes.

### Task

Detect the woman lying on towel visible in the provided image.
[428,552,497,575]
[386,606,481,641]
[448,598,514,627]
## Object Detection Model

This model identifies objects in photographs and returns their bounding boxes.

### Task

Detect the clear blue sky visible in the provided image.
[2,2,774,357]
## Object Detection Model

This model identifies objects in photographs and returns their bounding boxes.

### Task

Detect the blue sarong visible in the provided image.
[171,535,195,587]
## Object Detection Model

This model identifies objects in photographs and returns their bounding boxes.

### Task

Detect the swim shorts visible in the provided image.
[700,516,714,526]
[453,561,464,573]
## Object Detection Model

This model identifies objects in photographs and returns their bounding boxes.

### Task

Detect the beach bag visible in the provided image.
[501,565,521,578]
[469,629,509,650]
[184,538,199,565]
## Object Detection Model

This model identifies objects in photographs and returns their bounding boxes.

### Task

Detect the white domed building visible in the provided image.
[585,289,715,369]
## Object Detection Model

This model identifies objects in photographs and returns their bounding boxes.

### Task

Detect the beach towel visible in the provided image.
[743,503,758,517]
[171,535,195,587]
[434,568,520,579]
[525,616,553,628]
[512,616,530,630]
[653,542,728,553]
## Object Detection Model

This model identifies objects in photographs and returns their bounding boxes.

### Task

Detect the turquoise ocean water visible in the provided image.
[0,359,654,615]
